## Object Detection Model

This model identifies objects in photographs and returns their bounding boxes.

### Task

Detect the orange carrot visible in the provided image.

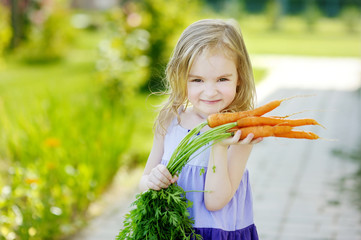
[250,99,284,116]
[236,116,321,128]
[208,111,249,128]
[208,97,290,128]
[268,110,312,119]
[251,95,312,117]
[274,130,319,140]
[230,126,319,140]
[207,96,322,141]
[230,125,293,139]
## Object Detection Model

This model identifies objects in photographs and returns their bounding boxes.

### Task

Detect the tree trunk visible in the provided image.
[9,0,26,49]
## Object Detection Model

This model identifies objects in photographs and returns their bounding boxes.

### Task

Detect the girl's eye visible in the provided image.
[191,79,202,83]
[218,78,229,82]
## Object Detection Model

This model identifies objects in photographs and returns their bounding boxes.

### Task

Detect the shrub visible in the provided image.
[96,0,201,95]
[16,0,74,64]
[340,5,361,34]
[303,0,322,33]
[0,66,136,239]
[0,3,11,67]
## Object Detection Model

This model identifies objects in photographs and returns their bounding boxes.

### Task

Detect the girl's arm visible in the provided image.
[139,133,178,192]
[204,130,261,211]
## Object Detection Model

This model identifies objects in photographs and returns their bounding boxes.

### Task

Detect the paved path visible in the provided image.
[249,55,361,240]
[70,55,361,240]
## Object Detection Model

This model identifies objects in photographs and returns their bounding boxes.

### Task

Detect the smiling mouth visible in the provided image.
[202,100,221,104]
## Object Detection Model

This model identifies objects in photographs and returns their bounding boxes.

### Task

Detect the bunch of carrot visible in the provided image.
[116,122,237,240]
[207,97,322,140]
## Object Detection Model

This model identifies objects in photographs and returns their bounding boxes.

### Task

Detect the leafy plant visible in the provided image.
[303,0,322,33]
[265,0,283,31]
[15,0,74,63]
[0,44,138,239]
[96,0,201,94]
[0,92,135,239]
[340,6,361,34]
[0,3,11,66]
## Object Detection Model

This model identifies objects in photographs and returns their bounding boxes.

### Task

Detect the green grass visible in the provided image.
[241,15,360,57]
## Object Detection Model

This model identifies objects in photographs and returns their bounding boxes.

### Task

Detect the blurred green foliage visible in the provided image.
[0,46,141,239]
[15,0,74,63]
[265,0,283,31]
[303,0,323,32]
[340,5,361,34]
[241,14,360,57]
[0,4,11,68]
[138,0,202,92]
[95,7,150,104]
[96,0,201,94]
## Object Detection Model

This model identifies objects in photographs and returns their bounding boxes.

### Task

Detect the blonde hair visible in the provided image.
[155,19,256,135]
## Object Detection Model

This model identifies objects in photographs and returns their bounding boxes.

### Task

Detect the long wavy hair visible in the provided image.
[154,19,256,135]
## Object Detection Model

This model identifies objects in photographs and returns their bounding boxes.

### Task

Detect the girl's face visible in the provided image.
[187,50,238,117]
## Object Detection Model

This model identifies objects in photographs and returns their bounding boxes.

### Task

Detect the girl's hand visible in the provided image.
[146,164,178,191]
[218,130,263,146]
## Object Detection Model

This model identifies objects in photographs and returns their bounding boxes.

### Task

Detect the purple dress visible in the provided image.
[161,119,259,240]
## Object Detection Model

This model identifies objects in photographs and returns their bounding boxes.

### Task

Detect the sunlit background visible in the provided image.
[0,0,360,239]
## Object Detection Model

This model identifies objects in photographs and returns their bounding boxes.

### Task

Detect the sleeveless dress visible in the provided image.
[161,119,259,240]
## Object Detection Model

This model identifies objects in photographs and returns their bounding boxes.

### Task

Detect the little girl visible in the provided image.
[139,19,262,240]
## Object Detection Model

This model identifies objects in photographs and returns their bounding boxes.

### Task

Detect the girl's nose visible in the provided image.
[203,83,218,97]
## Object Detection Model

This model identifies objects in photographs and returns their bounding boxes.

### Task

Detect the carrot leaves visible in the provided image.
[116,184,201,240]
